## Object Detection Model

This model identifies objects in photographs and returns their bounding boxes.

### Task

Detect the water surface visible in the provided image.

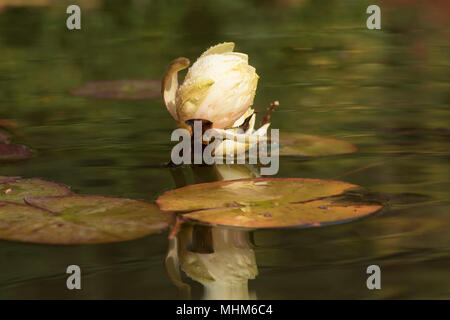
[0,0,449,299]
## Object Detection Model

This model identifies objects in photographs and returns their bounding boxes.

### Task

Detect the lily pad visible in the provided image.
[157,178,358,212]
[70,79,161,100]
[0,130,9,142]
[157,178,381,229]
[274,132,357,157]
[0,195,173,244]
[0,176,21,184]
[0,142,33,160]
[0,130,33,160]
[183,200,382,228]
[0,178,72,204]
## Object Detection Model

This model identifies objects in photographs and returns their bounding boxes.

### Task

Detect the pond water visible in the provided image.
[0,0,449,299]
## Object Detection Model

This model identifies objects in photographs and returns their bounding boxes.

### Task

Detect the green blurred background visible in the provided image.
[0,0,449,299]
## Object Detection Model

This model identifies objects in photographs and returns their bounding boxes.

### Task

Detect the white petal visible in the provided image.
[254,123,270,136]
[200,42,235,57]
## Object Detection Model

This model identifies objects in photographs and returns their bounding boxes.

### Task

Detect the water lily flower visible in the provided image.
[178,227,258,300]
[162,42,271,157]
[162,42,258,128]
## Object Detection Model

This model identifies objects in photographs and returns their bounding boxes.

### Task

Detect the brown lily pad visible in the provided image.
[274,132,358,157]
[0,142,33,160]
[70,79,161,100]
[0,130,33,160]
[156,178,381,229]
[183,200,382,228]
[0,130,9,142]
[0,176,21,184]
[0,195,173,244]
[0,178,71,204]
[0,119,18,130]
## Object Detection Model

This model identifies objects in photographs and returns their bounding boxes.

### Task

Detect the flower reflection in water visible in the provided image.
[165,164,260,300]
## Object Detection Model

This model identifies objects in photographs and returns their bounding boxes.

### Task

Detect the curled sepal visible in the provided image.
[162,57,190,121]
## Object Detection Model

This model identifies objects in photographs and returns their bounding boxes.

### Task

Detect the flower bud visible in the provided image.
[162,42,259,129]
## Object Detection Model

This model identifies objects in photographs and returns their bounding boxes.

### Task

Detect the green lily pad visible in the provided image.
[0,178,72,204]
[157,178,381,228]
[70,79,161,100]
[183,200,382,228]
[275,132,358,157]
[0,195,173,244]
[157,178,359,212]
